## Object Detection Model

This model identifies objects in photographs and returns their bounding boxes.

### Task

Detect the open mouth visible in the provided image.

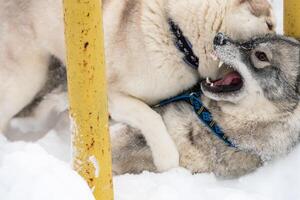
[202,70,243,93]
[202,53,244,94]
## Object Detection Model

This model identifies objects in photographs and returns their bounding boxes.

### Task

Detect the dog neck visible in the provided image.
[210,100,300,160]
[166,0,227,78]
[168,19,199,69]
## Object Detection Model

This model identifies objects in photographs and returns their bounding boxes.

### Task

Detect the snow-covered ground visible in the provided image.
[3,128,300,200]
[1,1,295,200]
[115,146,300,200]
[0,135,94,200]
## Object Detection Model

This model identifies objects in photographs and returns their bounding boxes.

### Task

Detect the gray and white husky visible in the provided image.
[111,34,300,178]
[0,0,275,172]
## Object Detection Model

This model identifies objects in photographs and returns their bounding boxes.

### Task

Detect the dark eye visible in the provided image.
[255,51,269,62]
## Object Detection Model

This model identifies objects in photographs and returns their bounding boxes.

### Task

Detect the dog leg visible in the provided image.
[110,123,155,175]
[109,93,179,172]
[0,54,49,133]
[213,148,262,178]
[10,90,68,133]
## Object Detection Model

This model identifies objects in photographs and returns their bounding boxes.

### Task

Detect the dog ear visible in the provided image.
[242,0,271,17]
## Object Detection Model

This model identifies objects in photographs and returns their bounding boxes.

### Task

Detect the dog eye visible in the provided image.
[255,51,269,62]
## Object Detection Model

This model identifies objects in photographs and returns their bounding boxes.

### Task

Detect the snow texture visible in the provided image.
[0,134,94,200]
[1,1,295,200]
[115,145,300,200]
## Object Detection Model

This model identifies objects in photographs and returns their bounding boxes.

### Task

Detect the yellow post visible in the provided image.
[63,0,114,199]
[284,0,300,38]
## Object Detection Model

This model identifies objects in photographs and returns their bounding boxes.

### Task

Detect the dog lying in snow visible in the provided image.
[111,34,300,178]
[104,0,275,171]
[0,0,275,172]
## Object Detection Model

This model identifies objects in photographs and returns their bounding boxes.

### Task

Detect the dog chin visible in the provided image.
[201,84,247,104]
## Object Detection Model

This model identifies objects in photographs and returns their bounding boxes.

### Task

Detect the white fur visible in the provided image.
[0,0,275,171]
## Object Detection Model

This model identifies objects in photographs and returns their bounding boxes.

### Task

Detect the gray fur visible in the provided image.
[0,0,275,172]
[239,35,300,112]
[111,35,300,178]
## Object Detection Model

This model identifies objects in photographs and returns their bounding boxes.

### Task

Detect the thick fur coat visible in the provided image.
[0,0,274,171]
[111,34,300,178]
[104,0,275,171]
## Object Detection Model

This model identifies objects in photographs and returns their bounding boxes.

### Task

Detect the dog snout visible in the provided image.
[214,33,229,46]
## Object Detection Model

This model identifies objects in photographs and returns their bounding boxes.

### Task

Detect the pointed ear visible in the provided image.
[244,0,271,16]
[234,0,246,5]
[239,0,270,5]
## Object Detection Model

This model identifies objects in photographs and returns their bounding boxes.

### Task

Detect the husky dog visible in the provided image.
[104,0,275,171]
[111,34,300,178]
[0,1,66,131]
[0,0,275,171]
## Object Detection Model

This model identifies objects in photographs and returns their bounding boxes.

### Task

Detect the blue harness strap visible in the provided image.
[153,89,236,148]
[166,19,235,147]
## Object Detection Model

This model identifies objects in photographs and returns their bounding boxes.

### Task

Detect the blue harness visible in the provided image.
[155,19,236,148]
[154,87,235,148]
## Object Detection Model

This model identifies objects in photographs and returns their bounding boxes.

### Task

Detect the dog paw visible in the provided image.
[10,117,36,133]
[152,142,180,172]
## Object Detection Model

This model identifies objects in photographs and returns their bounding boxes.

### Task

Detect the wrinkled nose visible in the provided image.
[214,33,229,46]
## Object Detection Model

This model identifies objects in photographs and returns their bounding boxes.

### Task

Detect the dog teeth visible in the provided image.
[218,61,224,68]
[206,77,212,84]
[207,77,214,87]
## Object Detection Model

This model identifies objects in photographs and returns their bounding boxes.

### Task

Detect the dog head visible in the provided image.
[202,33,300,117]
[167,0,275,78]
[225,0,275,40]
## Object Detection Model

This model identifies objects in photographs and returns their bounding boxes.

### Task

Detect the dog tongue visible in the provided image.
[213,71,241,86]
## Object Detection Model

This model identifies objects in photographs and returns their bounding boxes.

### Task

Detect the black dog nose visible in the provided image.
[214,33,228,46]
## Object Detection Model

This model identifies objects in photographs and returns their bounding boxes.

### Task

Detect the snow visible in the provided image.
[89,156,100,178]
[2,126,300,200]
[1,1,294,200]
[0,135,94,200]
[115,145,300,200]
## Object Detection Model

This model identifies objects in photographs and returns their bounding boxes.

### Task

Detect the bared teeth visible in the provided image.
[218,61,224,68]
[206,77,212,84]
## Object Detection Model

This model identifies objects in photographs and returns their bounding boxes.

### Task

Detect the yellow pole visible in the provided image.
[284,0,300,38]
[63,0,113,199]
